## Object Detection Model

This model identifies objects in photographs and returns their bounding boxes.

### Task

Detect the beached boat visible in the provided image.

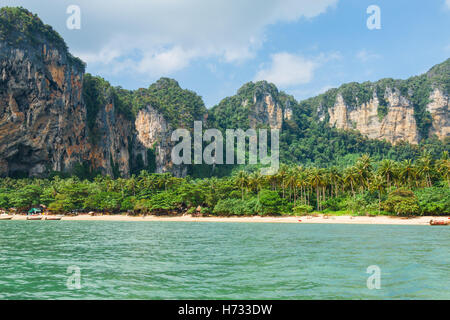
[27,215,43,221]
[429,220,449,226]
[45,216,62,221]
[0,215,13,220]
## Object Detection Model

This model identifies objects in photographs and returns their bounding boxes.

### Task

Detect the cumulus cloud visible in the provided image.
[254,53,318,87]
[3,0,338,77]
[254,52,340,87]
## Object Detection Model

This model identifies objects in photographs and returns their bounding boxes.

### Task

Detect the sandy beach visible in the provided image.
[6,214,449,225]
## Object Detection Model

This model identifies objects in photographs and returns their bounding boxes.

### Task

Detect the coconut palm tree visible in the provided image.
[343,166,358,197]
[295,167,308,205]
[369,174,386,214]
[309,168,326,210]
[435,152,450,187]
[399,159,417,188]
[417,152,433,187]
[126,175,138,196]
[285,167,298,202]
[248,171,264,199]
[276,164,289,198]
[328,166,342,198]
[378,159,396,188]
[235,171,249,200]
[355,154,373,192]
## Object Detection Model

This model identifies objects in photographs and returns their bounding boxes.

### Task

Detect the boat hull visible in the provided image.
[45,217,62,220]
[429,221,449,226]
[0,216,13,220]
[27,216,43,221]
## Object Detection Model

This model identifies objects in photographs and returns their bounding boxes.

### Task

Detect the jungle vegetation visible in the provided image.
[1,152,449,217]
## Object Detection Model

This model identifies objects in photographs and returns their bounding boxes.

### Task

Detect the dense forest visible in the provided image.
[1,152,448,216]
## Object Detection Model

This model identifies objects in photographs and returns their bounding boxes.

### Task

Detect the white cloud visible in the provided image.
[254,52,340,87]
[3,0,338,77]
[356,49,381,63]
[254,53,318,87]
[446,0,450,9]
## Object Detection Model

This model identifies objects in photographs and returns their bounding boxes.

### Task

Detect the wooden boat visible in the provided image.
[429,220,449,226]
[45,216,62,221]
[26,215,42,221]
[0,215,13,220]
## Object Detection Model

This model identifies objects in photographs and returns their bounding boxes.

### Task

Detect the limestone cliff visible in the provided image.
[327,89,419,144]
[0,8,88,177]
[316,59,449,144]
[248,82,293,130]
[0,8,192,178]
[427,88,449,140]
[87,92,143,178]
[210,81,294,131]
[135,105,187,177]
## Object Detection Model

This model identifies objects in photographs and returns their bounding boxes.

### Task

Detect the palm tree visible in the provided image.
[309,168,325,211]
[266,174,278,191]
[248,171,264,199]
[126,175,138,196]
[435,154,450,188]
[328,166,342,198]
[343,166,358,197]
[399,159,417,188]
[369,174,386,214]
[358,154,373,172]
[285,168,298,202]
[295,168,308,205]
[378,159,396,188]
[235,171,249,200]
[355,155,373,192]
[417,153,433,187]
[276,164,289,198]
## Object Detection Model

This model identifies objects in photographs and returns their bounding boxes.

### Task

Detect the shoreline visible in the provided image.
[5,214,450,225]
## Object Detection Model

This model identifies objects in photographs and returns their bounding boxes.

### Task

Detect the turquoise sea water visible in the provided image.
[0,221,448,300]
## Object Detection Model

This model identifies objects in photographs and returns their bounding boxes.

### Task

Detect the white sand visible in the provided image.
[8,214,450,225]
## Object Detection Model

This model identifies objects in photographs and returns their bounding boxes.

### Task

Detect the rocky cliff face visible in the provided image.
[327,89,420,144]
[427,88,449,140]
[0,38,88,176]
[248,84,293,130]
[135,105,187,177]
[88,94,140,178]
[317,59,450,144]
[0,8,188,178]
[210,81,294,131]
[325,87,449,144]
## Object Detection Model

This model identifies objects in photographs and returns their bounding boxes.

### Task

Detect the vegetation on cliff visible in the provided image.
[309,59,449,139]
[82,75,206,128]
[206,80,448,172]
[0,7,85,71]
[209,81,293,130]
[133,78,207,127]
[0,152,448,216]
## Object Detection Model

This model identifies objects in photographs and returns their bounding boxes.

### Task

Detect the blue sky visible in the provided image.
[4,0,450,107]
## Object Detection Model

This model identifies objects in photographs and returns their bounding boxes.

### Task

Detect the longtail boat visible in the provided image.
[429,220,449,226]
[45,216,62,221]
[26,215,43,221]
